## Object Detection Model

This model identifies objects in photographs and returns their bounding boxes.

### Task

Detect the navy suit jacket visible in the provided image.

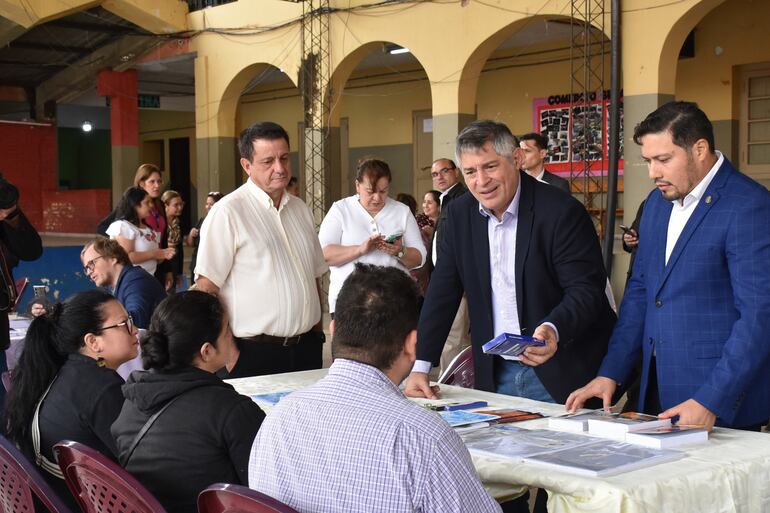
[113,265,167,329]
[417,172,616,404]
[599,158,770,427]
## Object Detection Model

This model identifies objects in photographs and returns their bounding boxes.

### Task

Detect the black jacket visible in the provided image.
[111,367,265,513]
[432,182,467,263]
[541,170,571,194]
[418,172,616,405]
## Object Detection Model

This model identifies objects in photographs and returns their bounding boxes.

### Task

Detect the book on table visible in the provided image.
[522,439,684,477]
[548,410,615,432]
[482,333,546,361]
[587,412,672,439]
[461,425,595,460]
[624,425,709,449]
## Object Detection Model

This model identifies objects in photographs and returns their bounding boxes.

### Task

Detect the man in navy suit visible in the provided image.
[567,102,770,431]
[406,120,616,406]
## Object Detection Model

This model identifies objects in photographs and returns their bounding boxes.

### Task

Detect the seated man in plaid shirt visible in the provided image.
[249,263,501,513]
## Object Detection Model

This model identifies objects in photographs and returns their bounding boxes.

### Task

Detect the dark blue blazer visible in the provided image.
[417,172,616,404]
[113,265,167,329]
[599,158,770,427]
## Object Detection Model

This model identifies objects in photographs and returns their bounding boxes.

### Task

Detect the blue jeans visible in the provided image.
[494,360,555,403]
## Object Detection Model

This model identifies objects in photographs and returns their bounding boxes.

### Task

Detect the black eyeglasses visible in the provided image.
[83,256,103,274]
[99,316,134,334]
[431,167,455,178]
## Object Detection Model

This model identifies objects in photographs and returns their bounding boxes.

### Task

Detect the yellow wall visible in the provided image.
[676,0,770,120]
[238,86,304,146]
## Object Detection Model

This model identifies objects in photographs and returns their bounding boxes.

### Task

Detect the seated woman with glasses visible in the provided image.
[111,291,265,513]
[4,290,138,502]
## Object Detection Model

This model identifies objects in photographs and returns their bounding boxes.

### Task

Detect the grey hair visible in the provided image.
[455,120,520,165]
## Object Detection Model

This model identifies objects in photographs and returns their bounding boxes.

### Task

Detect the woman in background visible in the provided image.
[318,158,426,317]
[107,187,174,276]
[4,290,138,503]
[134,164,174,288]
[112,291,265,513]
[187,192,223,285]
[411,189,441,296]
[162,190,185,293]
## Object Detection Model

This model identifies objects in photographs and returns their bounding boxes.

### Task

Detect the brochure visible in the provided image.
[438,410,500,427]
[482,333,546,361]
[250,391,293,406]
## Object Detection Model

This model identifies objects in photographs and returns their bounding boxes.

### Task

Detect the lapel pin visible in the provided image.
[705,195,712,204]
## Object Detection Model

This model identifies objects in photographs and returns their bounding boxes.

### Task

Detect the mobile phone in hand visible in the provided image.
[619,225,634,235]
[384,232,403,244]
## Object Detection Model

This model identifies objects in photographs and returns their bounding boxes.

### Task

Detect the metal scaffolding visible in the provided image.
[300,0,331,228]
[569,0,607,233]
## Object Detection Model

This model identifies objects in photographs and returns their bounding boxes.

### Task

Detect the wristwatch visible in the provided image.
[396,249,405,259]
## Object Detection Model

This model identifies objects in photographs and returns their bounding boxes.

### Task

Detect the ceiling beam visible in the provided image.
[9,40,93,55]
[35,34,161,118]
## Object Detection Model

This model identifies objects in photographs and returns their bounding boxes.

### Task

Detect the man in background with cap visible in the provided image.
[0,174,42,407]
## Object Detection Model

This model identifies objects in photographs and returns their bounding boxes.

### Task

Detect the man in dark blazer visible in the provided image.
[567,102,770,431]
[519,132,570,194]
[406,121,616,405]
[428,158,471,372]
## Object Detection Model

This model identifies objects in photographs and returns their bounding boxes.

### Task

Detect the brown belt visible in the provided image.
[240,332,309,347]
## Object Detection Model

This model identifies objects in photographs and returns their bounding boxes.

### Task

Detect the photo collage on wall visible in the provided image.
[537,98,624,172]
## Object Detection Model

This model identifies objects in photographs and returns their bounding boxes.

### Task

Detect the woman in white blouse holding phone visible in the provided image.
[319,158,426,316]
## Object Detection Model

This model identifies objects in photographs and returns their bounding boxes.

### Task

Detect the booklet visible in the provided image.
[439,410,500,427]
[476,409,545,424]
[624,425,709,449]
[587,412,671,439]
[482,333,546,361]
[548,410,615,432]
[462,425,595,460]
[249,391,293,406]
[522,439,684,477]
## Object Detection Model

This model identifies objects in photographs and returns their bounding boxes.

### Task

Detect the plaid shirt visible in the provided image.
[249,359,502,513]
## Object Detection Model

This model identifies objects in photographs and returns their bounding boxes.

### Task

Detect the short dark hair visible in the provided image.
[114,186,148,226]
[83,237,131,266]
[288,176,298,187]
[238,122,290,162]
[456,120,519,163]
[633,101,715,152]
[332,264,419,370]
[355,158,392,185]
[141,291,226,371]
[432,158,456,168]
[520,132,549,152]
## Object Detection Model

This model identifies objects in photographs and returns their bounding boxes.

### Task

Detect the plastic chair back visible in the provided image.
[0,435,72,513]
[198,483,300,513]
[437,345,475,388]
[53,441,166,513]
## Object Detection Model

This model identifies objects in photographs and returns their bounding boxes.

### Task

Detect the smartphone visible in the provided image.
[619,225,634,234]
[33,285,47,299]
[384,232,403,243]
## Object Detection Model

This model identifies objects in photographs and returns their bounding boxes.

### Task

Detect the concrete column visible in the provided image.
[432,113,476,162]
[96,69,139,205]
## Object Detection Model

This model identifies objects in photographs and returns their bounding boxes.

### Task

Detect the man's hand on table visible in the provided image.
[404,372,441,399]
[519,324,558,367]
[565,376,617,413]
[659,399,717,432]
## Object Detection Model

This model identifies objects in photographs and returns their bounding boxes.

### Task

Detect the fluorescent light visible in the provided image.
[389,47,410,55]
[82,121,93,132]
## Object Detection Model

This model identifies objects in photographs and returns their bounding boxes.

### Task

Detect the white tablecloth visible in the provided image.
[228,369,770,513]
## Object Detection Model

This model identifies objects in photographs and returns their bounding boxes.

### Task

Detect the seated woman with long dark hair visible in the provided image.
[111,291,265,513]
[4,290,139,500]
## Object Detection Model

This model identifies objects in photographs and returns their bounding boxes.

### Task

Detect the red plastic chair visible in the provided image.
[53,441,167,513]
[437,345,475,388]
[198,483,300,513]
[0,435,72,513]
